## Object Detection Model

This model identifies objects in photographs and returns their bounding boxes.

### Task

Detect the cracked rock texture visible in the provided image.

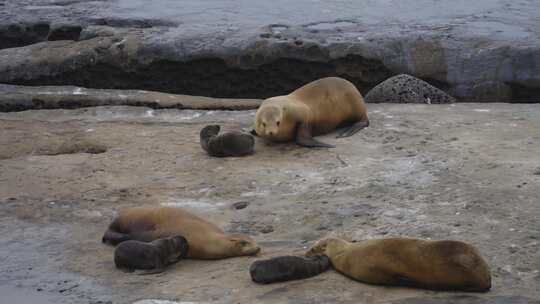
[1,0,540,102]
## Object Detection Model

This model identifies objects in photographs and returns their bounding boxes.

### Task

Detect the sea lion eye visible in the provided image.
[276,121,280,126]
[262,122,266,128]
[239,240,248,246]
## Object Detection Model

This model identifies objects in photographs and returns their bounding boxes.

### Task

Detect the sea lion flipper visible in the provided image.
[136,268,166,275]
[120,267,135,273]
[296,123,335,148]
[102,229,132,245]
[249,129,258,136]
[336,120,369,138]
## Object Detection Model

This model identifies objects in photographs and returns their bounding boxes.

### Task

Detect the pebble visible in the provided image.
[259,225,274,234]
[232,201,249,210]
[508,244,519,253]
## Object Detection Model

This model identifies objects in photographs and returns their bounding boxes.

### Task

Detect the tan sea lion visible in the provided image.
[305,237,491,292]
[114,235,189,274]
[102,207,260,259]
[253,77,369,148]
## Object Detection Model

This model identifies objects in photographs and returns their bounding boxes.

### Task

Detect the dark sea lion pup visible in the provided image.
[250,255,331,284]
[306,237,491,292]
[114,235,189,274]
[200,125,254,157]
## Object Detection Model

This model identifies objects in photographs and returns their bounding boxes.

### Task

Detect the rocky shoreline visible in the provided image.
[1,0,540,102]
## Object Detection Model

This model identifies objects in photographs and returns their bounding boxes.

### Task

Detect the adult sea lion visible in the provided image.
[253,77,369,148]
[102,206,260,259]
[305,237,491,292]
[250,255,331,284]
[114,235,189,274]
[200,125,254,157]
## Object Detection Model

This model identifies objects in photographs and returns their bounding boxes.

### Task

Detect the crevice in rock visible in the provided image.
[0,22,51,49]
[47,24,82,41]
[39,141,108,156]
[85,17,179,28]
[0,22,85,50]
[9,55,394,98]
[506,82,540,103]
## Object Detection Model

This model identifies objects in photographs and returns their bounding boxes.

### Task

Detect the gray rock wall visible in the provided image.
[1,0,540,102]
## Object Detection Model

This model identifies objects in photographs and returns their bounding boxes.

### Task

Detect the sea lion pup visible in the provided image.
[250,255,331,284]
[305,237,491,292]
[102,206,260,259]
[253,77,369,148]
[200,125,254,157]
[114,235,189,274]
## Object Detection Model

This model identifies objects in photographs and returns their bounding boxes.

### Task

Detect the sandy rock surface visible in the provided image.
[0,104,539,303]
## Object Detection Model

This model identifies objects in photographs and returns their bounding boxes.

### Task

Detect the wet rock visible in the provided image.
[232,201,250,210]
[365,74,456,104]
[1,2,540,101]
[79,26,121,40]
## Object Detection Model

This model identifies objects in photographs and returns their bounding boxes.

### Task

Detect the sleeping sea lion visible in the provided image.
[102,206,260,259]
[305,237,491,292]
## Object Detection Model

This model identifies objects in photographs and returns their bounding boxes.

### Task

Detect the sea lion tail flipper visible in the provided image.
[336,119,369,138]
[136,268,166,275]
[296,123,335,148]
[102,229,131,245]
[118,267,135,273]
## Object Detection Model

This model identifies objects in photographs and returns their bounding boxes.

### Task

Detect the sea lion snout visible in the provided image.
[245,244,261,256]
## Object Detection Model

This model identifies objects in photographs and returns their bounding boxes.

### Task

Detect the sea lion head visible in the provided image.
[305,237,344,257]
[229,234,261,256]
[200,125,221,140]
[169,235,189,259]
[256,103,283,139]
[200,125,221,153]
